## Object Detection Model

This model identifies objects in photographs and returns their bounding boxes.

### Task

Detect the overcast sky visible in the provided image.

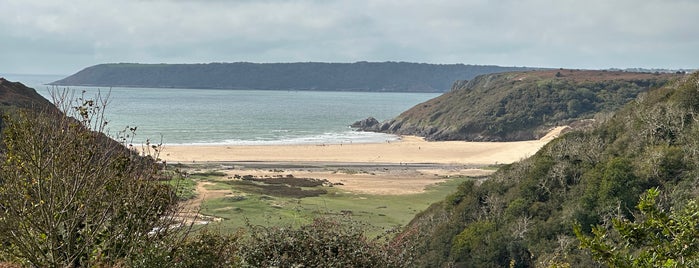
[1,0,697,75]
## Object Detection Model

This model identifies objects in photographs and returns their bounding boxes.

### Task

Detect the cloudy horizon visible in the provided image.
[1,0,698,75]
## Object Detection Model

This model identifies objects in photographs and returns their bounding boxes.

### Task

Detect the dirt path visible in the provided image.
[179,181,228,224]
[540,126,569,142]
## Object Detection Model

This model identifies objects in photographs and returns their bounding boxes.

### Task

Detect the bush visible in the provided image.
[130,229,242,268]
[576,188,699,267]
[241,217,416,267]
[0,92,186,267]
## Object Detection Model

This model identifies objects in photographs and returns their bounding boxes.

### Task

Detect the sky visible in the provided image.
[1,0,698,75]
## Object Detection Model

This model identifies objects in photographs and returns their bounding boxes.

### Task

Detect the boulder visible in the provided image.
[350,117,380,129]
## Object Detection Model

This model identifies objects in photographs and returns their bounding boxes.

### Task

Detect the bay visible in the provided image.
[2,73,439,145]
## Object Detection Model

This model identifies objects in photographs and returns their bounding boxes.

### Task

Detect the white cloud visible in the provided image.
[0,0,697,74]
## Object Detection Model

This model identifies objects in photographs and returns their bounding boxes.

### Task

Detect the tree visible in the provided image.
[0,91,185,267]
[575,188,699,267]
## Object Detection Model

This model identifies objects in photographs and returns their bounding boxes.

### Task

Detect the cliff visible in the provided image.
[358,69,682,141]
[50,62,537,92]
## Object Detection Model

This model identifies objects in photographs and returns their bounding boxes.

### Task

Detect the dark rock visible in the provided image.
[350,117,380,129]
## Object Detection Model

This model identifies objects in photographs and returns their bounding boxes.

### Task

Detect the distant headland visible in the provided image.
[50,62,539,92]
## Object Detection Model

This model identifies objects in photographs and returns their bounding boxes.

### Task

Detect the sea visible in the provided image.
[1,73,440,145]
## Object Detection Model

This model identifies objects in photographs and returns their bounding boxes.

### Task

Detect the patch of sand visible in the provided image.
[222,167,493,195]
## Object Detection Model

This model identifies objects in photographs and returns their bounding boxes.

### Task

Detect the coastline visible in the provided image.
[161,127,566,165]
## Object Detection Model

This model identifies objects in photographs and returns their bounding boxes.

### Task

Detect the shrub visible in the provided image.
[241,217,416,267]
[0,92,186,267]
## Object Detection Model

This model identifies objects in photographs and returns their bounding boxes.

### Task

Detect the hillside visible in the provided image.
[404,72,699,266]
[50,62,536,92]
[0,78,54,112]
[0,78,152,163]
[357,70,681,141]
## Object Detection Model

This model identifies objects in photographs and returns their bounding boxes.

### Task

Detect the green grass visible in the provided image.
[164,176,197,200]
[197,175,471,235]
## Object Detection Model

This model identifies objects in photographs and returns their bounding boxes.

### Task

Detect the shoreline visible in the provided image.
[160,127,566,165]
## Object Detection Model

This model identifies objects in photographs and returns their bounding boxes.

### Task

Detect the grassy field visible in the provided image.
[186,170,471,235]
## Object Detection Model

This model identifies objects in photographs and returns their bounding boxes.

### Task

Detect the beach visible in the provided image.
[161,127,566,195]
[161,127,565,165]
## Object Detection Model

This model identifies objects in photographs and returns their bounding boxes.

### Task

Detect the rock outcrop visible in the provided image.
[350,117,380,129]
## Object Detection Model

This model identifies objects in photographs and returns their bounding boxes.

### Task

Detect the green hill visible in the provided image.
[404,72,699,266]
[50,62,536,92]
[359,70,681,141]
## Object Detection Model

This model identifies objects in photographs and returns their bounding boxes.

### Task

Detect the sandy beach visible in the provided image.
[164,127,566,195]
[161,127,565,165]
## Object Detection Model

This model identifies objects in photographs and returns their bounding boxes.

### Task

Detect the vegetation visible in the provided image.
[362,69,681,141]
[194,171,470,234]
[576,188,699,267]
[0,91,185,267]
[5,69,699,267]
[402,72,699,266]
[0,80,425,267]
[241,217,417,267]
[0,78,54,114]
[50,62,536,92]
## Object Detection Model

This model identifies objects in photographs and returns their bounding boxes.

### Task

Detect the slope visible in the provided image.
[404,72,699,267]
[359,70,681,141]
[0,78,54,112]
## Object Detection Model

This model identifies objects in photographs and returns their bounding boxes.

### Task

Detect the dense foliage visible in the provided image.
[0,94,184,267]
[241,217,416,267]
[50,62,535,92]
[576,188,699,267]
[404,72,699,266]
[364,70,681,141]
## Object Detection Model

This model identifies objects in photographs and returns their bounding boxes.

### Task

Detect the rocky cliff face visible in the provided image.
[355,70,682,141]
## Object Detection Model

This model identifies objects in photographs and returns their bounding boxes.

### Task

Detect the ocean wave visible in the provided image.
[163,131,400,146]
